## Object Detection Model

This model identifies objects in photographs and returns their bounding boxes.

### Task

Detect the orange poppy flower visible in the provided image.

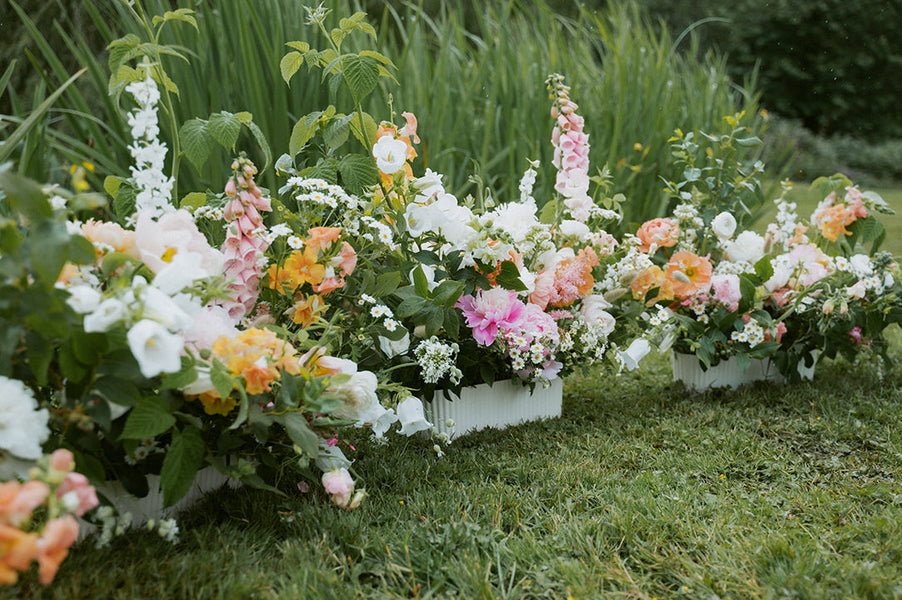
[665,251,712,298]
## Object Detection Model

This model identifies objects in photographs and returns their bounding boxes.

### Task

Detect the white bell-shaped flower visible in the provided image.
[396,397,433,436]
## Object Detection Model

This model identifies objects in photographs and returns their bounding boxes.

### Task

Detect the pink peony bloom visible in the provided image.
[456,288,527,346]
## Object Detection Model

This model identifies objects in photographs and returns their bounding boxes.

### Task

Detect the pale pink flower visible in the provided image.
[321,468,354,508]
[55,472,99,517]
[711,273,741,311]
[0,481,50,528]
[48,449,75,473]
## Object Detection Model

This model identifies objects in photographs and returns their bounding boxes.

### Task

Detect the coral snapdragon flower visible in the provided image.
[268,247,325,294]
[665,251,712,299]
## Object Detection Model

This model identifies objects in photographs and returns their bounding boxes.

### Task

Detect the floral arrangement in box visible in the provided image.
[602,117,902,381]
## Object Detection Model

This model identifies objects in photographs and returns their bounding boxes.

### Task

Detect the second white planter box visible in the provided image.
[427,377,564,439]
[672,352,817,392]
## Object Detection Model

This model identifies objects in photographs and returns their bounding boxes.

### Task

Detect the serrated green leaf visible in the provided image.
[179,118,213,172]
[396,296,427,318]
[160,426,205,506]
[160,356,197,390]
[247,120,272,172]
[285,41,310,52]
[113,183,137,224]
[342,54,380,103]
[107,34,141,72]
[208,112,241,150]
[120,398,176,440]
[324,114,352,151]
[280,51,304,86]
[159,10,198,31]
[496,260,527,292]
[358,50,396,69]
[330,28,345,50]
[281,411,319,457]
[338,153,378,195]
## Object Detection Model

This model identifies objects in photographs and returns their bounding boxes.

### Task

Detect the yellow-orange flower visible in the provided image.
[205,328,302,404]
[814,204,855,242]
[268,247,325,294]
[288,294,327,327]
[195,392,238,416]
[0,524,38,585]
[630,265,674,305]
[665,251,712,299]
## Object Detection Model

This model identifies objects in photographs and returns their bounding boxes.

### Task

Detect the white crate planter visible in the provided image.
[427,377,563,439]
[672,352,817,392]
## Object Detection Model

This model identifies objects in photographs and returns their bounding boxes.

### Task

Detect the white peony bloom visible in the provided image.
[711,212,737,240]
[83,297,128,333]
[559,219,592,241]
[127,319,183,378]
[379,332,411,358]
[725,231,766,264]
[396,396,433,436]
[0,376,50,460]
[484,198,540,244]
[620,338,651,371]
[372,136,408,174]
[66,285,102,314]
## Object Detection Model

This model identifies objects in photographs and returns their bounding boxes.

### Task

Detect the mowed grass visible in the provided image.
[6,345,902,599]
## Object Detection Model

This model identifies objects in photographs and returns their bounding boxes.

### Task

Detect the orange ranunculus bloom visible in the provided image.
[305,227,343,253]
[195,391,238,416]
[665,251,712,299]
[636,218,680,253]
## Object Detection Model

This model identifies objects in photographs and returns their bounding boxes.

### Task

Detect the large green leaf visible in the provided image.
[179,118,214,172]
[208,112,241,151]
[338,153,378,195]
[281,411,319,457]
[342,54,380,103]
[160,426,206,507]
[120,398,177,440]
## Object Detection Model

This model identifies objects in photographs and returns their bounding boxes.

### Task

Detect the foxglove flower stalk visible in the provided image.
[124,63,175,223]
[219,157,273,321]
[547,73,592,223]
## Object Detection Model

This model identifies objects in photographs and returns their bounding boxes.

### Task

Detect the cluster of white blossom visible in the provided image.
[283,177,360,212]
[413,336,462,385]
[124,68,175,223]
[672,202,704,252]
[731,319,766,346]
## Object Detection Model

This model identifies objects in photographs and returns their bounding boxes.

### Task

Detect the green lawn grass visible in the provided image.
[7,347,902,599]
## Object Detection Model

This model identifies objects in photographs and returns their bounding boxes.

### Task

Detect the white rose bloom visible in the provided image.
[0,376,50,460]
[581,295,616,337]
[764,256,792,292]
[379,332,411,358]
[127,319,183,378]
[328,371,382,424]
[711,212,737,240]
[725,231,766,264]
[66,285,102,314]
[83,297,128,333]
[372,136,408,174]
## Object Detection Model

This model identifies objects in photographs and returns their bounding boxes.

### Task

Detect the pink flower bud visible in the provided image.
[49,449,75,473]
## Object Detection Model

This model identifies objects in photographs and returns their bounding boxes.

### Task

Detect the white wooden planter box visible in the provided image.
[672,352,817,392]
[427,377,563,439]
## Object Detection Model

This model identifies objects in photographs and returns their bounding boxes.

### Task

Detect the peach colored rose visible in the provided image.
[636,218,680,253]
[81,219,138,257]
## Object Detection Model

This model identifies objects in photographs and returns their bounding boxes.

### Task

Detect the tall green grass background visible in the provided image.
[3,0,763,227]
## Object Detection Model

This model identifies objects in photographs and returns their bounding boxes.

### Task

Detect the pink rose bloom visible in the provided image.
[55,473,99,517]
[711,273,741,311]
[456,288,527,346]
[322,468,354,508]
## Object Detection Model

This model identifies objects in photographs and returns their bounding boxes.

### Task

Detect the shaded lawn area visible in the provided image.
[7,345,902,599]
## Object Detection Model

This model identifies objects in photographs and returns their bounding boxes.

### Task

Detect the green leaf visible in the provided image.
[424,307,444,337]
[28,221,69,282]
[160,426,205,507]
[432,280,465,308]
[495,260,527,292]
[160,356,197,390]
[106,34,141,73]
[412,265,431,298]
[179,118,213,172]
[179,192,208,210]
[396,296,428,318]
[285,41,310,53]
[25,331,52,386]
[246,120,273,173]
[373,271,402,297]
[208,112,241,151]
[157,9,198,31]
[358,50,397,70]
[120,398,177,440]
[349,111,377,150]
[113,182,137,223]
[443,308,460,340]
[0,171,52,222]
[338,153,378,195]
[281,411,319,457]
[735,136,763,147]
[280,51,304,86]
[68,234,96,265]
[342,54,380,103]
[324,114,352,151]
[753,255,774,283]
[289,111,322,157]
